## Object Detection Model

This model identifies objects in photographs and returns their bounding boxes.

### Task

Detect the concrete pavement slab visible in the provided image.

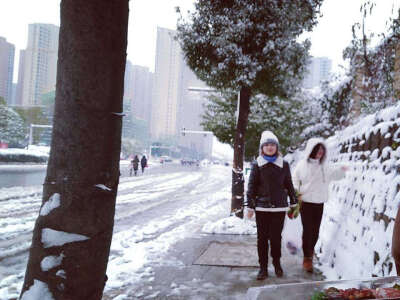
[193,241,258,267]
[103,230,325,299]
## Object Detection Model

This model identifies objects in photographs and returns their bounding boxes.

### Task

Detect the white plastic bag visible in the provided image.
[243,207,255,221]
[282,214,302,255]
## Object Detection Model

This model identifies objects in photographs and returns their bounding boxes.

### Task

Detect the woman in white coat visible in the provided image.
[293,138,348,273]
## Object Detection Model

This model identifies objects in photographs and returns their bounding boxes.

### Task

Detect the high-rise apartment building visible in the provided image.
[0,37,15,104]
[177,63,213,159]
[151,27,183,139]
[17,23,59,106]
[123,60,153,141]
[15,50,25,105]
[151,27,212,158]
[11,83,17,105]
[303,57,332,89]
[124,61,153,123]
[124,60,134,103]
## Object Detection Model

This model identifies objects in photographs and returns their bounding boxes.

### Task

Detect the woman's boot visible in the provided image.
[256,267,268,280]
[303,257,313,273]
[273,260,283,277]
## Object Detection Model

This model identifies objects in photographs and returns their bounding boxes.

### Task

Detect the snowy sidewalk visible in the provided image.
[102,214,324,300]
[0,165,323,300]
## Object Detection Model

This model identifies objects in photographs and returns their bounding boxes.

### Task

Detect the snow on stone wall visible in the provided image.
[315,103,400,280]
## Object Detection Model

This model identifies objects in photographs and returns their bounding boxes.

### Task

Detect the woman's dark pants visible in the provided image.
[300,202,324,258]
[255,211,286,270]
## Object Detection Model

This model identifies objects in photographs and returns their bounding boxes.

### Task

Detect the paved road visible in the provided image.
[0,163,218,299]
[0,160,181,189]
[0,163,323,300]
[0,165,47,188]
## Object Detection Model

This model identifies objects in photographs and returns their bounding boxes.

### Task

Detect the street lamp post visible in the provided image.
[188,87,244,218]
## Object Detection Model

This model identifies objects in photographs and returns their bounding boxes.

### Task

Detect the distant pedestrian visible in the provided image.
[130,155,139,176]
[292,138,348,273]
[141,155,147,174]
[246,130,298,280]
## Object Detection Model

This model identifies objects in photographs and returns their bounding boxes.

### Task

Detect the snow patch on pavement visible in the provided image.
[202,216,256,235]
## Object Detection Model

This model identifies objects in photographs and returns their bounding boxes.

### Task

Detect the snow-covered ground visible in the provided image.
[3,101,400,298]
[287,102,400,281]
[0,164,234,300]
[212,136,233,162]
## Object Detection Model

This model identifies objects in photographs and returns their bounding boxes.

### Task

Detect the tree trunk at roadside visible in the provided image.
[231,86,251,218]
[20,1,128,299]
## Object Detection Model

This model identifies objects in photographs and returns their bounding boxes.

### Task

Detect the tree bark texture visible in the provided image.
[351,54,363,120]
[231,86,251,218]
[394,43,400,100]
[20,1,128,299]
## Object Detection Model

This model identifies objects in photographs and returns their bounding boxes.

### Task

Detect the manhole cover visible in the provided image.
[193,241,258,267]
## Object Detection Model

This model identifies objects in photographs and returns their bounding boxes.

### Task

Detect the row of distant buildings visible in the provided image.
[0,23,331,158]
[0,24,59,107]
[0,24,213,158]
[122,27,213,159]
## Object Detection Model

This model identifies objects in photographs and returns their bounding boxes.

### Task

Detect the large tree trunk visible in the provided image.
[19,1,128,299]
[231,86,251,218]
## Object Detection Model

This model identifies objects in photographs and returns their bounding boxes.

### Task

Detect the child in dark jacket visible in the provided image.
[246,130,298,280]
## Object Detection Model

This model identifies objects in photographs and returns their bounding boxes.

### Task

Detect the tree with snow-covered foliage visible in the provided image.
[343,3,400,116]
[0,97,25,146]
[319,77,353,130]
[202,91,310,161]
[176,0,323,216]
[300,74,353,141]
[20,1,128,299]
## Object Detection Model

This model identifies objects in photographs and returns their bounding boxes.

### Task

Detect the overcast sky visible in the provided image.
[0,0,398,82]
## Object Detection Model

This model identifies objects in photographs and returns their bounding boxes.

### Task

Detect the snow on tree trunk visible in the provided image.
[19,1,128,299]
[231,86,250,218]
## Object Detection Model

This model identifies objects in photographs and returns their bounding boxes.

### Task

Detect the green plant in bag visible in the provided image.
[287,190,302,219]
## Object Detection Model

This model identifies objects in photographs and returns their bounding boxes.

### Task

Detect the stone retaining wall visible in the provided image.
[316,104,400,279]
